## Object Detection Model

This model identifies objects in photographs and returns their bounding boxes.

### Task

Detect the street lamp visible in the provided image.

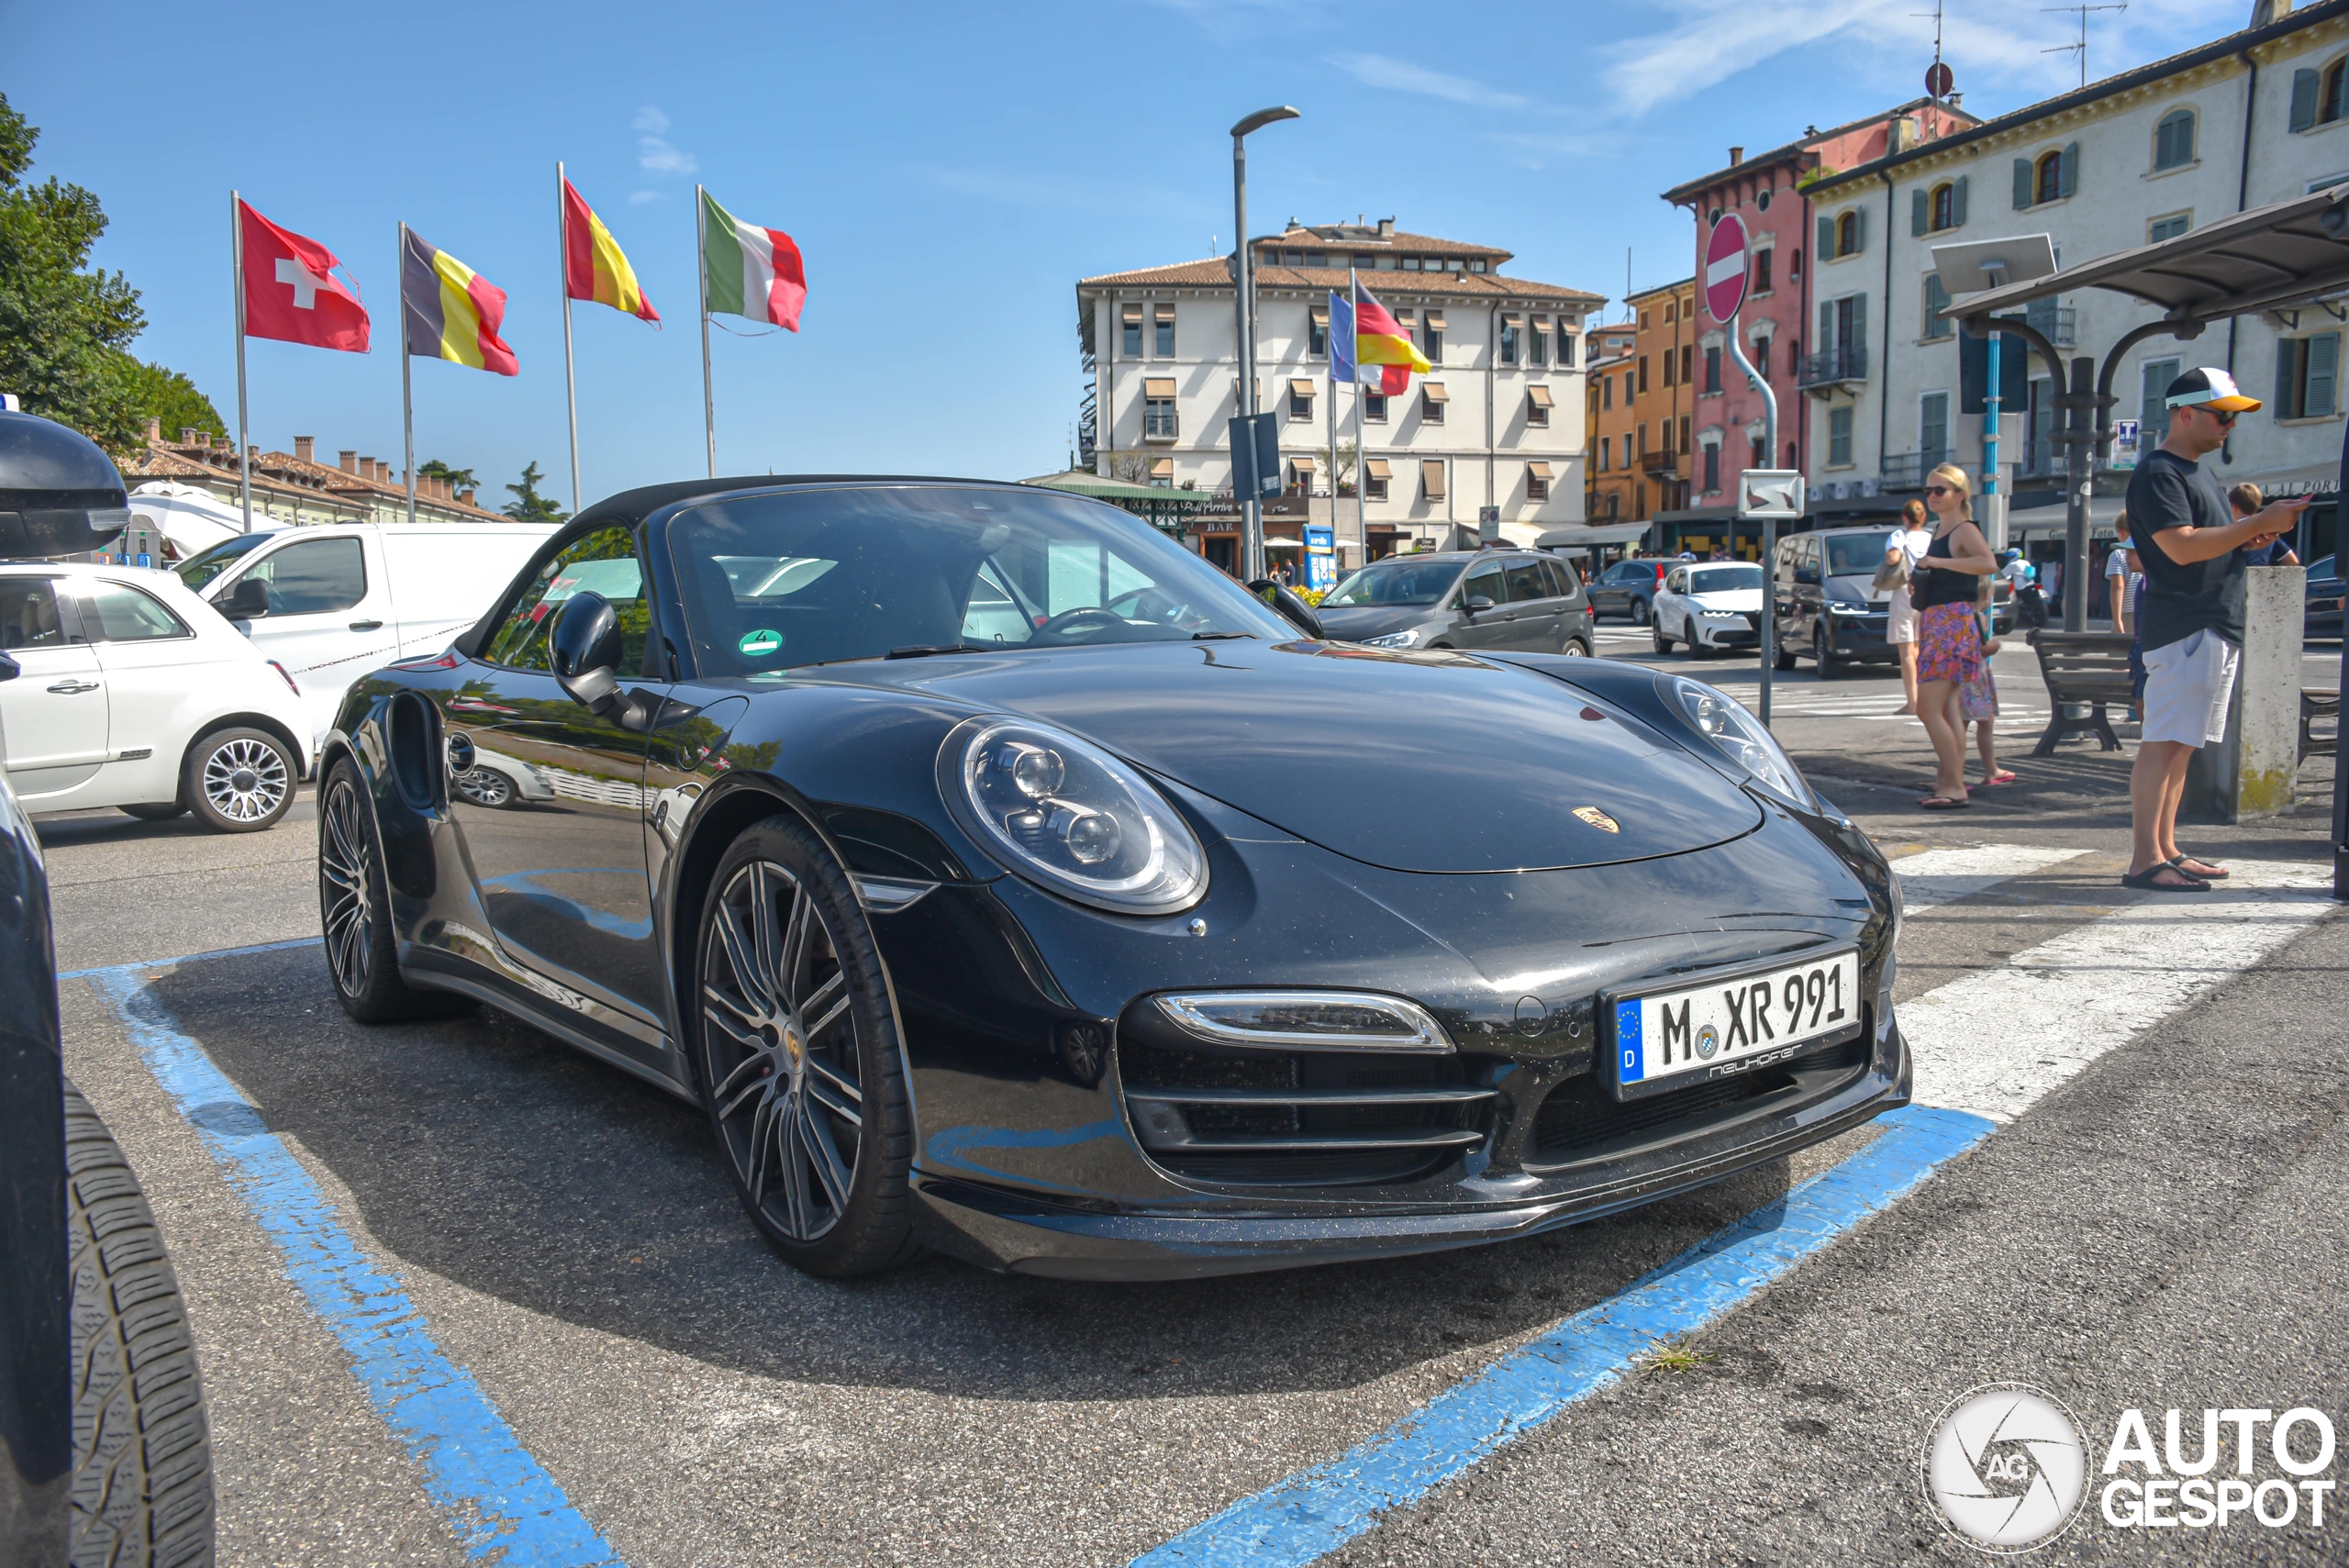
[1231,105,1300,584]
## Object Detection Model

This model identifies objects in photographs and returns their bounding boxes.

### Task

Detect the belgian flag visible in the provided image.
[400,228,518,375]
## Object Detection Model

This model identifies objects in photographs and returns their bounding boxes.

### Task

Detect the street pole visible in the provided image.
[696,184,716,479]
[1230,106,1298,584]
[1725,311,1780,725]
[398,223,416,528]
[559,161,582,513]
[2063,354,2092,630]
[230,190,250,533]
[1353,270,1366,564]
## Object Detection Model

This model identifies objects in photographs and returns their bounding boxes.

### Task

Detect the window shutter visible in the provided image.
[1819,301,1834,352]
[1850,293,1867,361]
[2309,332,2339,418]
[1911,188,1929,237]
[1817,216,1833,259]
[2060,141,2080,198]
[2293,68,2321,133]
[2276,337,2301,419]
[2013,158,2033,209]
[1952,174,1968,227]
[1855,206,1868,252]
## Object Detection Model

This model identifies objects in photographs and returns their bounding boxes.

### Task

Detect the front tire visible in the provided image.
[183,728,295,834]
[452,767,515,808]
[317,760,449,1023]
[1815,627,1840,679]
[65,1078,215,1568]
[695,817,919,1277]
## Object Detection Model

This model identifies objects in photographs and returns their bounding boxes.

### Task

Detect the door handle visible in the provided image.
[47,679,100,695]
[350,619,384,631]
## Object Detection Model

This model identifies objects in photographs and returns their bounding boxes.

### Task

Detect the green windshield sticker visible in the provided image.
[738,628,783,658]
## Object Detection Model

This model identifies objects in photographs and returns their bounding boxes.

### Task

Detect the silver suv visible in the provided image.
[1315,550,1595,655]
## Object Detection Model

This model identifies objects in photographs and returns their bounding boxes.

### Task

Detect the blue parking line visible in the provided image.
[1131,1104,1996,1568]
[83,951,628,1568]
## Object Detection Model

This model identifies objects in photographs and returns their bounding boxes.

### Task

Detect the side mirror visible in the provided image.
[224,577,270,618]
[0,650,18,683]
[550,591,649,729]
[1247,579,1327,639]
[1465,595,1496,614]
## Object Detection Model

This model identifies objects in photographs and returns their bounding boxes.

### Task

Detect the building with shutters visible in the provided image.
[1799,0,2349,564]
[1656,99,1978,555]
[1584,320,1640,522]
[1075,220,1603,569]
[117,423,507,529]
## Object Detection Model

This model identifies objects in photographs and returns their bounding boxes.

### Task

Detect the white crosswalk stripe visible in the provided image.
[1888,843,2091,912]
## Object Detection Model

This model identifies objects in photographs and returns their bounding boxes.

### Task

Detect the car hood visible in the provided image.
[1313,602,1445,641]
[837,640,1763,873]
[1827,573,1884,606]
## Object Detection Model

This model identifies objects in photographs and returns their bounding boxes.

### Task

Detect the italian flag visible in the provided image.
[701,189,806,331]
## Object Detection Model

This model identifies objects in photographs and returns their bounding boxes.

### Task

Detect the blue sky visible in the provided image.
[12,0,2219,508]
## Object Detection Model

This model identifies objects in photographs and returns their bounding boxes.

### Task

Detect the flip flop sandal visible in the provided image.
[1919,795,1971,810]
[2169,856,2229,880]
[2122,865,2209,892]
[1980,771,2019,786]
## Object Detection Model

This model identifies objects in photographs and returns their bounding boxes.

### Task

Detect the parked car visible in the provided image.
[318,475,1906,1281]
[2307,554,2343,639]
[1314,549,1594,655]
[173,519,559,748]
[0,412,217,1563]
[1652,561,1766,657]
[450,742,558,809]
[1588,558,1671,624]
[1772,528,1898,678]
[1,562,312,831]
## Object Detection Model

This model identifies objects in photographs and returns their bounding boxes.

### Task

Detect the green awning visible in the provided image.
[1020,471,1191,503]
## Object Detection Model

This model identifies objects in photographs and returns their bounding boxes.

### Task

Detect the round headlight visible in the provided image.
[940,717,1208,915]
[1664,676,1815,810]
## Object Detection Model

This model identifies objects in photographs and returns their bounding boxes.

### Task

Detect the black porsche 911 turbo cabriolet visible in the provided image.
[317,475,1909,1279]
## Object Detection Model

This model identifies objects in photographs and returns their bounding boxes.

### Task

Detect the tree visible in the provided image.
[1332,439,1358,495]
[0,93,222,455]
[1103,450,1157,485]
[502,461,568,523]
[418,459,476,490]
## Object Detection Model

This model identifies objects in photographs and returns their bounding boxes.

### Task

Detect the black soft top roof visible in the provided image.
[573,473,1026,529]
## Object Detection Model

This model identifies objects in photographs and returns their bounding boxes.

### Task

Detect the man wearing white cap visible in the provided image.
[2120,367,2309,891]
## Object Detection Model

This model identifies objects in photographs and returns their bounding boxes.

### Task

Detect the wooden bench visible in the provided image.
[2026,629,2138,755]
[2306,688,2340,762]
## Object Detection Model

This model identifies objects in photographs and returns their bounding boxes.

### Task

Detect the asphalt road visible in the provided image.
[37,628,2349,1567]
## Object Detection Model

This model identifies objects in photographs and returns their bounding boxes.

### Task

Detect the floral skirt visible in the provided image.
[1916,601,1985,684]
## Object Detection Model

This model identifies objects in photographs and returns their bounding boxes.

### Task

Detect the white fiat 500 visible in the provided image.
[0,563,311,831]
[1652,561,1765,658]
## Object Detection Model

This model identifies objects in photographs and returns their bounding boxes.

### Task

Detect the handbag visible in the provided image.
[1872,554,1909,595]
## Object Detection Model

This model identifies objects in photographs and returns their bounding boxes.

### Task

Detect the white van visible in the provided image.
[173,522,558,744]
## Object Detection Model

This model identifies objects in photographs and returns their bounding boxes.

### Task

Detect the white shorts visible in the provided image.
[1887,588,1919,645]
[2141,628,2239,748]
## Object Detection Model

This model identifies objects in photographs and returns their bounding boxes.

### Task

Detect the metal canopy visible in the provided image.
[1955,183,2349,326]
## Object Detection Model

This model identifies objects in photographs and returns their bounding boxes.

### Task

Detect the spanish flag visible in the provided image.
[400,228,518,375]
[1356,284,1430,395]
[562,180,660,324]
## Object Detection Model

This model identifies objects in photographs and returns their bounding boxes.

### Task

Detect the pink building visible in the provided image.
[1656,98,1978,552]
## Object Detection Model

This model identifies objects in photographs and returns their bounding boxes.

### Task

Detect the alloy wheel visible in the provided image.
[318,777,373,997]
[454,767,514,807]
[201,736,288,824]
[702,860,863,1242]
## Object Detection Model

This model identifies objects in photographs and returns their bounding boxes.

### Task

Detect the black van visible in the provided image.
[1770,526,1899,677]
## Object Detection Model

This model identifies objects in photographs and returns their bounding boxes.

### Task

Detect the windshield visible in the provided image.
[1321,558,1461,607]
[668,484,1293,676]
[1826,535,1888,574]
[1688,564,1763,594]
[173,531,272,592]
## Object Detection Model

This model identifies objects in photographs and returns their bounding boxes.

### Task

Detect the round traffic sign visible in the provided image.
[1926,61,1954,98]
[1704,212,1749,325]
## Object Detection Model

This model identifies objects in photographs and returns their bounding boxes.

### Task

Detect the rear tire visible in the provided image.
[118,803,187,822]
[317,759,454,1023]
[182,728,295,834]
[1631,598,1651,627]
[1652,618,1674,655]
[65,1078,215,1568]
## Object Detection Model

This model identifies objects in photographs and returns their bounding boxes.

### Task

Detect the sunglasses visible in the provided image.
[2205,408,2240,427]
[1924,484,1955,495]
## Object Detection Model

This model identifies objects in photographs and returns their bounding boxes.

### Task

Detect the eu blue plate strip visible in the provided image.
[86,958,626,1567]
[1131,1103,1995,1567]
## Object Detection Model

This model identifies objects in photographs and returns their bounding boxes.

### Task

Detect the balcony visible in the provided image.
[1798,343,1868,393]
[2023,301,2076,349]
[1640,450,1679,475]
[1880,453,1986,493]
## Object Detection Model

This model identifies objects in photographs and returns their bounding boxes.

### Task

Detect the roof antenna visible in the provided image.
[1911,0,1955,133]
[2041,3,2126,91]
[1624,247,1632,323]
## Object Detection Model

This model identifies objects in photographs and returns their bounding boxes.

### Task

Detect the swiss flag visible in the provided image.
[239,200,370,352]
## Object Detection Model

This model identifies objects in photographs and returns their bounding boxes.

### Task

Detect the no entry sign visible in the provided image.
[1705,213,1749,325]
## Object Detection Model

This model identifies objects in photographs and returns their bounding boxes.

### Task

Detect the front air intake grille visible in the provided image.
[1526,1033,1869,1170]
[1117,1040,1496,1187]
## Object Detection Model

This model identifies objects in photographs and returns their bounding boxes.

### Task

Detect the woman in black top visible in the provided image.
[1909,463,1999,808]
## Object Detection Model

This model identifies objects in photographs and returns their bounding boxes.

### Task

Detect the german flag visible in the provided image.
[562,180,659,324]
[400,228,518,375]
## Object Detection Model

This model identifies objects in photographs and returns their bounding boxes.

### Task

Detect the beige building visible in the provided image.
[1077,219,1603,569]
[118,421,509,529]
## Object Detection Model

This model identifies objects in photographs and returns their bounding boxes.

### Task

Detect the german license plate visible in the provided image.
[1608,950,1861,1101]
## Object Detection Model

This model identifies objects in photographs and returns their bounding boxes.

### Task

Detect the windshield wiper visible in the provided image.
[884,643,988,660]
[1191,630,1256,641]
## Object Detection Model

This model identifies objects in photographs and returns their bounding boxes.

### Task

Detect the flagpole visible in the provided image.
[559,161,582,512]
[399,223,416,528]
[1325,306,1336,576]
[696,184,715,478]
[231,190,251,533]
[1352,269,1366,564]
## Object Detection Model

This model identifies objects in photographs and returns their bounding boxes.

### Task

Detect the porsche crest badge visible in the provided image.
[1572,805,1620,833]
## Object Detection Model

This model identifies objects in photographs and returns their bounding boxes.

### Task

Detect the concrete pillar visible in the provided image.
[2236,565,2308,819]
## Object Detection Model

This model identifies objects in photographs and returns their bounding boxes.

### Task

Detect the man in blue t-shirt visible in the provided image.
[2120,368,2310,892]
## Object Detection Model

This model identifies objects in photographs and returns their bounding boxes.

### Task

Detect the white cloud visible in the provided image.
[1327,52,1527,111]
[629,190,661,204]
[639,136,698,176]
[633,106,671,135]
